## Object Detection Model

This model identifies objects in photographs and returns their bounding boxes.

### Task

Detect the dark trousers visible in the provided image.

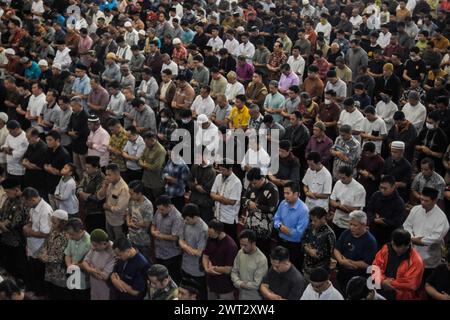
[156,255,182,284]
[181,269,207,300]
[85,214,106,233]
[46,282,71,300]
[277,238,303,271]
[223,222,237,244]
[144,187,164,205]
[199,205,214,224]
[0,244,28,282]
[331,224,347,241]
[7,173,24,188]
[256,237,272,261]
[67,288,91,300]
[27,257,46,296]
[124,169,143,184]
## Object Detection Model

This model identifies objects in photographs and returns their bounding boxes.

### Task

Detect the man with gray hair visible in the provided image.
[334,210,378,291]
[248,104,264,132]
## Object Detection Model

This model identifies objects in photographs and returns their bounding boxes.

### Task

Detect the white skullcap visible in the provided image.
[391,141,405,150]
[51,209,69,221]
[197,114,209,124]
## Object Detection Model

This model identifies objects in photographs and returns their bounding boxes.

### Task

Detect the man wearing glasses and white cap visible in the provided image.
[382,140,412,203]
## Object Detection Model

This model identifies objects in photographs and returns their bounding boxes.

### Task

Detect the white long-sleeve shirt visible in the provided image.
[375,100,398,132]
[287,55,306,80]
[238,42,255,63]
[315,23,332,44]
[2,131,29,175]
[225,81,245,103]
[402,102,427,132]
[191,95,215,118]
[403,204,449,268]
[224,38,240,57]
[376,32,391,49]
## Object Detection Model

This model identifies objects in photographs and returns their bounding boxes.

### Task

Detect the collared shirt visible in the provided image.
[263,92,285,123]
[24,61,42,80]
[109,128,128,171]
[375,100,398,132]
[191,95,215,117]
[54,47,72,69]
[55,176,79,215]
[306,135,333,166]
[87,126,111,167]
[213,104,232,123]
[0,197,28,248]
[301,283,343,300]
[72,75,92,101]
[302,223,336,273]
[128,197,153,246]
[134,105,157,134]
[302,166,333,211]
[100,178,130,227]
[228,105,251,129]
[225,82,245,103]
[411,172,446,200]
[3,131,29,176]
[180,218,208,277]
[106,92,126,119]
[123,136,145,171]
[140,141,166,189]
[330,179,366,229]
[54,107,73,146]
[274,198,309,243]
[236,62,254,82]
[287,55,306,79]
[88,86,110,113]
[27,199,52,257]
[211,173,242,224]
[65,231,91,290]
[325,79,347,99]
[206,36,224,52]
[404,204,450,268]
[279,72,300,93]
[39,103,61,133]
[224,38,240,57]
[162,159,190,198]
[238,42,256,63]
[153,206,184,260]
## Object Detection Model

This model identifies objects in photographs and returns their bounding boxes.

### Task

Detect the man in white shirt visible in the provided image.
[315,14,332,44]
[206,26,223,53]
[403,187,449,274]
[360,106,387,154]
[224,29,240,58]
[124,21,139,46]
[161,53,178,77]
[195,114,219,157]
[376,25,391,49]
[1,120,29,180]
[210,162,243,241]
[22,187,52,296]
[330,165,366,237]
[237,32,255,64]
[287,46,306,82]
[105,81,126,121]
[301,267,344,300]
[191,86,215,118]
[303,152,332,211]
[349,9,363,29]
[225,72,245,105]
[325,70,347,103]
[375,89,398,132]
[53,40,72,70]
[27,83,47,128]
[338,98,365,139]
[402,90,427,132]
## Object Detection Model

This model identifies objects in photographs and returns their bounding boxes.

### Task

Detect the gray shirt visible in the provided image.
[128,197,154,246]
[180,218,208,277]
[53,107,73,146]
[213,104,232,123]
[231,248,268,300]
[282,96,301,127]
[134,105,157,134]
[154,206,184,260]
[40,103,61,133]
[345,48,368,82]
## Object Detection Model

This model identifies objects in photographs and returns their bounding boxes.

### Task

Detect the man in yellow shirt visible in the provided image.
[227,94,251,130]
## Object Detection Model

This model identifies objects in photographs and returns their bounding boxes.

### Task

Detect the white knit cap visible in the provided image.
[51,209,69,221]
[391,141,405,150]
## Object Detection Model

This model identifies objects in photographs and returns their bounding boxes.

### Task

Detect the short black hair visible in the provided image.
[306,152,321,163]
[338,166,353,177]
[421,187,439,200]
[380,175,396,186]
[64,218,85,233]
[239,229,257,243]
[147,264,169,282]
[346,276,370,300]
[46,130,61,142]
[113,237,133,251]
[309,206,327,219]
[284,181,300,194]
[270,246,290,261]
[155,195,172,206]
[391,228,411,247]
[208,219,224,233]
[22,187,40,199]
[420,157,435,170]
[105,163,120,173]
[247,167,263,181]
[128,180,144,194]
[182,203,200,218]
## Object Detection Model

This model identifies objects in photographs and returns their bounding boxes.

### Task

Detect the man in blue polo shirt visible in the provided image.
[273,181,309,270]
[110,237,150,300]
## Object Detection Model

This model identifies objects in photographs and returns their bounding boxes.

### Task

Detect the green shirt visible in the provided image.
[139,141,166,189]
[65,231,91,290]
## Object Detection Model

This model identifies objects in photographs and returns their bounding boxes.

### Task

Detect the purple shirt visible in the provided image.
[236,62,254,82]
[305,135,333,166]
[279,72,300,92]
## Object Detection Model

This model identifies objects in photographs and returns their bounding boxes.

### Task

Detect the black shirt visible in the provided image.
[68,110,90,154]
[23,140,48,190]
[192,32,210,51]
[404,59,427,81]
[382,157,412,202]
[44,145,71,193]
[262,265,306,300]
[426,263,450,297]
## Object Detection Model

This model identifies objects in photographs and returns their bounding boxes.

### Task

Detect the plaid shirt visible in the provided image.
[162,159,190,198]
[109,128,128,171]
[158,119,178,149]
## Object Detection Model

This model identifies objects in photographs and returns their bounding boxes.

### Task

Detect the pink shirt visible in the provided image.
[87,126,110,167]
